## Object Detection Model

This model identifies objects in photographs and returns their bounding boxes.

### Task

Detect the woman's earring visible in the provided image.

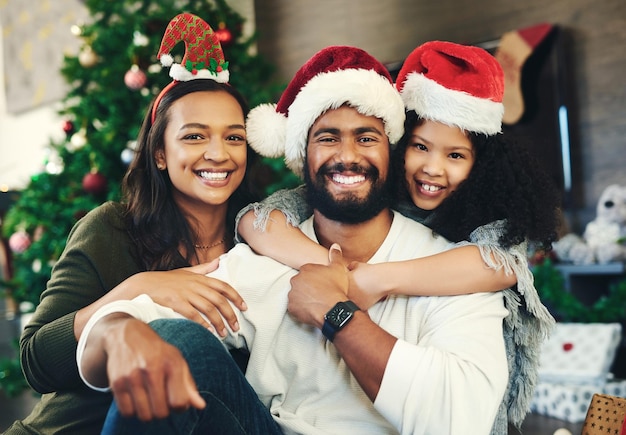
[156,162,165,170]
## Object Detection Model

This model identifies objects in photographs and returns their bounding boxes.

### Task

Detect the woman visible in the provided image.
[5,14,259,434]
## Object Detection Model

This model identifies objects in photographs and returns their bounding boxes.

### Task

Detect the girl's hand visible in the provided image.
[120,260,246,336]
[346,262,389,310]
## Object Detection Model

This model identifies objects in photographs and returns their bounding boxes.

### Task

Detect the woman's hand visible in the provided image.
[75,260,246,340]
[123,261,246,336]
[346,262,389,311]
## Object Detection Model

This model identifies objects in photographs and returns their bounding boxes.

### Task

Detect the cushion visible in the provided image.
[538,322,622,385]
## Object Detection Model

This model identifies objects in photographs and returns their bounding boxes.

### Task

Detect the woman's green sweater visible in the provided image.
[5,202,141,434]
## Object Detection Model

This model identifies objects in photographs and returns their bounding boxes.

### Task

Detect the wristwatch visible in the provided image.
[322,300,360,342]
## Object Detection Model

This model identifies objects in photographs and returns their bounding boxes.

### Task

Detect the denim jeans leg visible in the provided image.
[101,318,282,435]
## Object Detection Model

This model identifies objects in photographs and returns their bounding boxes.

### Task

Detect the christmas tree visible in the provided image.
[0,0,297,394]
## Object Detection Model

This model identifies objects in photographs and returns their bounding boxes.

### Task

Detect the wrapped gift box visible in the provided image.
[530,379,626,423]
[530,322,625,422]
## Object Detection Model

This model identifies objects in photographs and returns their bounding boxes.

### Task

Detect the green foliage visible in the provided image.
[0,0,297,396]
[533,258,626,323]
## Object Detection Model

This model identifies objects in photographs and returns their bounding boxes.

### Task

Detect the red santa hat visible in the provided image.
[246,46,405,178]
[156,13,229,83]
[395,41,504,135]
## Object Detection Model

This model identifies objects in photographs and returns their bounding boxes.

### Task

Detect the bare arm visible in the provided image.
[348,245,517,309]
[238,209,328,268]
[287,245,396,400]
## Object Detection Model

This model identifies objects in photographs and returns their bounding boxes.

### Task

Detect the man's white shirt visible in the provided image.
[77,211,509,435]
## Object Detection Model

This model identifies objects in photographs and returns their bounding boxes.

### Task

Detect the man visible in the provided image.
[78,46,509,434]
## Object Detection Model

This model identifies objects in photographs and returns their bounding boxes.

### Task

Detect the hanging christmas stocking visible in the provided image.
[495,22,553,124]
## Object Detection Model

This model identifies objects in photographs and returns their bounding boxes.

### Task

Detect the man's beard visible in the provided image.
[304,161,393,224]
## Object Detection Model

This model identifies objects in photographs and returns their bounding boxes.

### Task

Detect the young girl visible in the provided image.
[238,41,561,431]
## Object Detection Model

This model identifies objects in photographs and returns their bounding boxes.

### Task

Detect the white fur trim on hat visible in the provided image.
[246,103,287,158]
[401,72,504,135]
[160,53,174,67]
[282,68,405,177]
[168,63,230,83]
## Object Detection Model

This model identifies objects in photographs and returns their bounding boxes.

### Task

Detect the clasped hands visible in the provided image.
[288,243,385,327]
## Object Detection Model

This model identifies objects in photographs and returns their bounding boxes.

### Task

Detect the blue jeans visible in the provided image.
[101,318,283,435]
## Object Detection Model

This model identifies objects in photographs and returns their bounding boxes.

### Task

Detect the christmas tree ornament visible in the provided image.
[62,120,74,135]
[120,147,135,165]
[9,230,31,254]
[31,259,42,274]
[495,22,554,125]
[78,45,98,68]
[68,129,88,151]
[82,170,107,195]
[215,22,233,46]
[70,24,83,36]
[45,152,64,174]
[33,225,46,242]
[147,63,162,74]
[132,30,149,47]
[124,65,147,90]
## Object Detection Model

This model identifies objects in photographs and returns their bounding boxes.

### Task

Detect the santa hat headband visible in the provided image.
[247,46,405,178]
[396,41,504,135]
[151,13,230,123]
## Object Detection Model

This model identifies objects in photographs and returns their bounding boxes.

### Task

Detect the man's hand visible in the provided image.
[81,314,205,421]
[288,244,350,328]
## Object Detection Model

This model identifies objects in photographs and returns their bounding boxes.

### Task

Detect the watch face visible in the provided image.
[326,303,353,328]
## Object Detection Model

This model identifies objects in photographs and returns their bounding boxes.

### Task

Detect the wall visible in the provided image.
[0,26,65,191]
[254,0,626,232]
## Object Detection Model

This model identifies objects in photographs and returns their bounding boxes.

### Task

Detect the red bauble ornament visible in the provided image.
[9,230,31,254]
[62,120,74,135]
[82,171,108,195]
[215,23,233,46]
[124,65,147,90]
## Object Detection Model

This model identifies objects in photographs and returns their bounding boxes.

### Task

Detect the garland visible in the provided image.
[532,258,626,323]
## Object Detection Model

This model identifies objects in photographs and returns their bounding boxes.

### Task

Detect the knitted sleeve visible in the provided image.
[459,220,555,430]
[234,185,312,243]
[19,202,141,393]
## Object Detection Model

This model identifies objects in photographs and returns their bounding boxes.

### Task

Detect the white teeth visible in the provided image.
[199,171,228,181]
[422,183,442,192]
[332,174,365,185]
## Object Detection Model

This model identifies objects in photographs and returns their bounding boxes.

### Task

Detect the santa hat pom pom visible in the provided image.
[246,103,287,158]
[160,53,173,67]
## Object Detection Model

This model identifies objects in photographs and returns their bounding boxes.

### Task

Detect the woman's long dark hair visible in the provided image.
[123,80,261,270]
[393,111,561,250]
